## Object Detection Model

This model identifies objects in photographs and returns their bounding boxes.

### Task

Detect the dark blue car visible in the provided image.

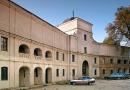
[104,72,127,80]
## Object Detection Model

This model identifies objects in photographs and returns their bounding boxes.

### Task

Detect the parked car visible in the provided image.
[124,73,130,79]
[70,76,95,85]
[104,72,127,80]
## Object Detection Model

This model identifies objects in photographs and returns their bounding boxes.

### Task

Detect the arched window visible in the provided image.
[45,51,52,58]
[1,67,8,80]
[34,48,42,56]
[19,44,29,54]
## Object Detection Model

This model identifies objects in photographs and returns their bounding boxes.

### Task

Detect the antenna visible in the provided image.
[72,10,75,19]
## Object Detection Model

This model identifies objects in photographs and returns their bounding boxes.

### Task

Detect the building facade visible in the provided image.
[0,0,130,89]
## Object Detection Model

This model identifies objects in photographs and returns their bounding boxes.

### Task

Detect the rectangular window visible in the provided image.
[117,59,121,64]
[124,60,127,64]
[56,52,59,60]
[84,34,87,41]
[110,70,113,74]
[56,69,59,77]
[62,53,64,61]
[72,55,75,62]
[62,69,65,76]
[1,67,8,80]
[103,69,105,74]
[94,58,97,64]
[1,37,8,51]
[94,69,97,75]
[84,47,87,53]
[72,69,75,76]
[110,59,113,64]
[123,68,126,73]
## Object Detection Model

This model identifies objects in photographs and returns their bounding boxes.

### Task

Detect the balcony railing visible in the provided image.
[34,56,42,60]
[19,53,30,58]
[46,57,52,61]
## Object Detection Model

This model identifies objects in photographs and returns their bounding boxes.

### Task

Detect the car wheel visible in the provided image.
[88,82,90,85]
[70,82,76,85]
[73,82,76,85]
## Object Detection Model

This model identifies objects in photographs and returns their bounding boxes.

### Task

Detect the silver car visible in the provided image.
[70,76,95,85]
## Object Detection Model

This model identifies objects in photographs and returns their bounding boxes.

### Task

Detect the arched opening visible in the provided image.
[19,44,30,54]
[45,51,52,58]
[45,68,52,83]
[82,60,89,76]
[19,67,30,87]
[34,48,42,56]
[34,67,42,85]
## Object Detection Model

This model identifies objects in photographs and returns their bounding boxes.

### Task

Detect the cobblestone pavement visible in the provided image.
[31,79,130,90]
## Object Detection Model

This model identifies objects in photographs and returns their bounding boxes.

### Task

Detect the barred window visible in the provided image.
[1,67,8,80]
[62,53,64,61]
[56,52,59,60]
[1,37,8,51]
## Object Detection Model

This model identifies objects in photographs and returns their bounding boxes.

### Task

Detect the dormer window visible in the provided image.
[84,34,87,41]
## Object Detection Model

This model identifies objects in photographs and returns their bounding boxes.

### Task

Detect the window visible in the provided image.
[19,44,29,54]
[56,52,59,60]
[117,59,121,64]
[110,70,113,74]
[34,48,42,56]
[62,69,65,76]
[103,69,105,74]
[84,34,87,41]
[94,69,97,75]
[62,53,64,61]
[56,69,59,77]
[94,58,97,64]
[84,47,87,53]
[117,68,121,73]
[1,37,8,51]
[123,68,126,73]
[124,60,127,64]
[45,51,52,58]
[35,68,38,77]
[72,55,75,62]
[110,59,113,64]
[1,67,8,80]
[72,69,75,76]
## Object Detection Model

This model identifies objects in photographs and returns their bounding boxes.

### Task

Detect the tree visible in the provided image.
[105,6,130,45]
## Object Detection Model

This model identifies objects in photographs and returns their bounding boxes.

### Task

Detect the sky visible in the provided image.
[12,0,130,42]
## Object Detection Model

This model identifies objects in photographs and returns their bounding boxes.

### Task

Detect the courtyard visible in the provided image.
[31,79,130,90]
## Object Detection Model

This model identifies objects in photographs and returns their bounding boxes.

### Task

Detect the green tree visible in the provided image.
[105,6,130,45]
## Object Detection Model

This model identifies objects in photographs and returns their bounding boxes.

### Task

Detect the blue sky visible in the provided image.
[12,0,130,42]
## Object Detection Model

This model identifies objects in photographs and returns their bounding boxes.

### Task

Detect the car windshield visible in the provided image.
[82,76,91,80]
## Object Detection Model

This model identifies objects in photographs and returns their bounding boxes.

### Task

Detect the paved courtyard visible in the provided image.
[31,79,130,90]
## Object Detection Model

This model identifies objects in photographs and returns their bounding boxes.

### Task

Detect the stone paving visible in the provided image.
[30,79,130,90]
